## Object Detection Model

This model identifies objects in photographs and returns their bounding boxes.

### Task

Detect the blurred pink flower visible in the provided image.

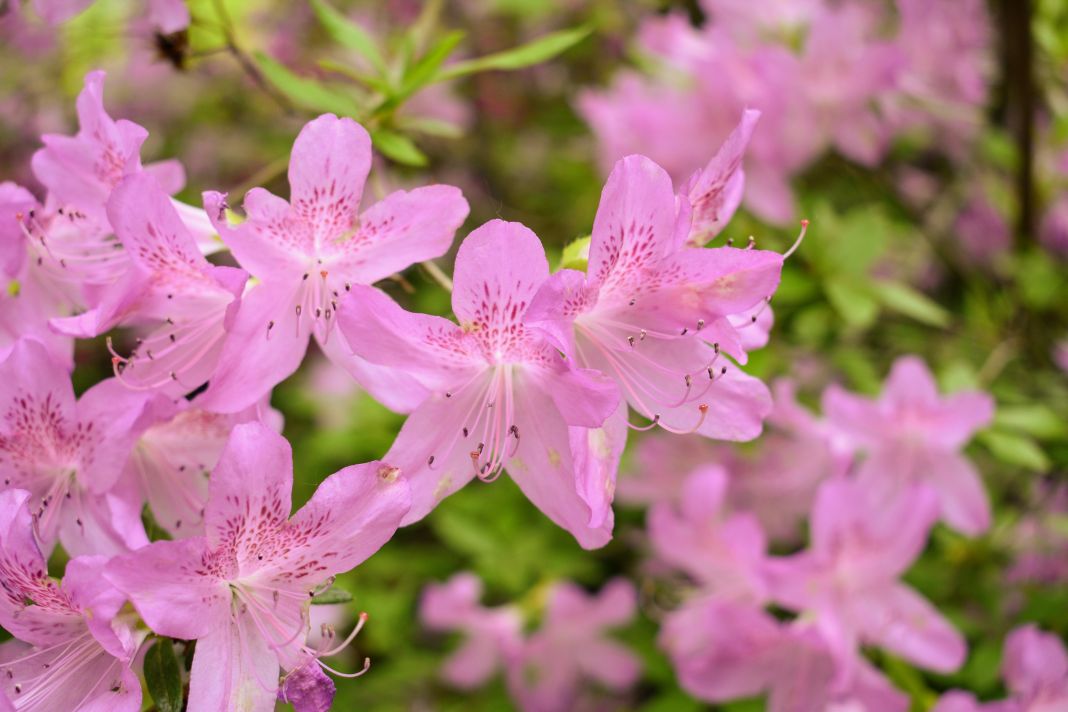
[934,625,1068,712]
[955,194,1012,265]
[507,579,641,712]
[647,466,769,601]
[823,355,994,534]
[766,479,966,676]
[420,572,523,689]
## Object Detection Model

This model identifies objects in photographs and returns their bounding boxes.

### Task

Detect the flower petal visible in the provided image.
[323,185,468,284]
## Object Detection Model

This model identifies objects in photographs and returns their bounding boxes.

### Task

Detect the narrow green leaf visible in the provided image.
[870,280,951,328]
[255,52,365,117]
[309,0,387,75]
[978,430,1051,472]
[317,59,392,95]
[399,30,465,99]
[370,129,428,166]
[993,404,1068,440]
[144,638,183,712]
[311,585,354,605]
[395,116,463,139]
[434,25,592,82]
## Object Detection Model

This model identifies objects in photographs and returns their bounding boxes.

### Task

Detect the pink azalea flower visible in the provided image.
[660,596,908,711]
[822,355,995,534]
[0,339,160,556]
[420,572,523,689]
[31,0,187,31]
[617,382,837,543]
[934,625,1068,712]
[0,183,74,367]
[887,0,993,154]
[32,71,186,236]
[766,478,966,676]
[0,489,142,711]
[506,579,641,712]
[105,422,410,711]
[53,173,248,398]
[680,108,760,244]
[338,219,620,548]
[123,399,280,539]
[1039,195,1068,257]
[197,113,469,414]
[526,154,784,528]
[647,466,768,601]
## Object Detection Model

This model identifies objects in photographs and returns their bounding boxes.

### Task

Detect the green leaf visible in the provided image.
[993,405,1068,440]
[398,30,466,99]
[370,129,428,166]
[255,52,365,117]
[433,25,592,82]
[825,278,879,329]
[144,638,183,712]
[870,280,951,328]
[559,236,590,271]
[317,59,392,94]
[394,116,463,139]
[311,585,354,605]
[978,430,1051,472]
[309,0,387,75]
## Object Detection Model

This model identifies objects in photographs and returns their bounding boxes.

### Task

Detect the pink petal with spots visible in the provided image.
[105,537,231,640]
[204,422,293,565]
[451,219,549,333]
[319,184,468,284]
[337,285,481,393]
[268,458,409,584]
[289,114,371,246]
[507,370,612,549]
[203,188,308,281]
[587,155,677,301]
[683,108,760,245]
[195,281,312,414]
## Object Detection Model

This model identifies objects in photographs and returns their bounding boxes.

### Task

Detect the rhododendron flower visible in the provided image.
[660,597,908,711]
[198,113,469,414]
[30,71,208,250]
[934,625,1068,712]
[647,465,768,601]
[681,108,759,244]
[0,490,142,711]
[54,173,247,397]
[339,220,619,548]
[0,183,74,366]
[766,479,966,676]
[420,572,522,689]
[823,355,995,534]
[526,154,784,523]
[106,422,410,711]
[506,579,640,712]
[0,339,159,556]
[123,399,280,539]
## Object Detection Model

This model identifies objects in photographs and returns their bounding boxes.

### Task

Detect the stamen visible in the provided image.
[782,219,808,260]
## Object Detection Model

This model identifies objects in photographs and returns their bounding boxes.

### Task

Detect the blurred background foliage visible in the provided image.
[2,0,1068,710]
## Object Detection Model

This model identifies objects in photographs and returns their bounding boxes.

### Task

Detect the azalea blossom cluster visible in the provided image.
[416,356,1027,709]
[580,0,993,226]
[0,68,792,709]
